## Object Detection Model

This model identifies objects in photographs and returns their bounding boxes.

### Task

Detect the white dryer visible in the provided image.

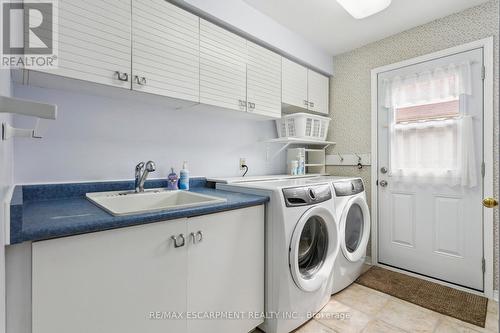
[328,177,370,294]
[218,179,339,333]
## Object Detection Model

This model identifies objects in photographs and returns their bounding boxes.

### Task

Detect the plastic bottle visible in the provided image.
[179,161,190,190]
[290,160,299,175]
[167,168,179,190]
[297,152,305,175]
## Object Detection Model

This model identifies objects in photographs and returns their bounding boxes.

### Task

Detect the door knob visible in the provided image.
[379,180,388,187]
[483,198,498,208]
[380,166,388,174]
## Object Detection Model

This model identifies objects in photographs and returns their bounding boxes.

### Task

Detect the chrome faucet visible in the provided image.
[135,161,156,193]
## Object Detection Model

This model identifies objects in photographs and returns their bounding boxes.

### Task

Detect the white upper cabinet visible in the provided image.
[23,1,328,118]
[35,0,132,89]
[132,0,200,102]
[282,58,329,115]
[200,19,248,112]
[246,41,282,119]
[282,58,309,109]
[307,70,329,114]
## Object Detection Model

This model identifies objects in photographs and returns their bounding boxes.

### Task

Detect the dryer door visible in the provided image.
[340,196,370,262]
[289,206,339,292]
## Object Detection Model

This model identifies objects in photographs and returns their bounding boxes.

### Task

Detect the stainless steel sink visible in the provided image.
[86,189,227,216]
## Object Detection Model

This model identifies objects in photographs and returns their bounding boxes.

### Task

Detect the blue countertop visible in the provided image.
[9,178,269,244]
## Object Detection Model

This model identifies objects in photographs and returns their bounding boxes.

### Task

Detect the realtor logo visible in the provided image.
[1,0,58,68]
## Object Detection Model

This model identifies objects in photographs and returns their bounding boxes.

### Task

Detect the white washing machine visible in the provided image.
[327,177,371,294]
[218,178,339,333]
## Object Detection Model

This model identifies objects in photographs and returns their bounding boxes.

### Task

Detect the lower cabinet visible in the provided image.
[32,206,264,333]
[187,207,264,333]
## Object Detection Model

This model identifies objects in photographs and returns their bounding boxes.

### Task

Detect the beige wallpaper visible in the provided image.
[326,0,499,290]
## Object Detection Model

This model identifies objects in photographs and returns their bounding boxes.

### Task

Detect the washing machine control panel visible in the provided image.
[282,184,332,207]
[333,178,364,196]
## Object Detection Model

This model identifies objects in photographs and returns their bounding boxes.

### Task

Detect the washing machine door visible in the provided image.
[340,195,370,262]
[289,206,338,292]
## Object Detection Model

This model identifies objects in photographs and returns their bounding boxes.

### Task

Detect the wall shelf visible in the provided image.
[263,138,335,159]
[0,95,57,140]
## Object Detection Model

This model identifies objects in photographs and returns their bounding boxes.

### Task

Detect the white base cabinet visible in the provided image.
[187,208,264,333]
[32,206,264,333]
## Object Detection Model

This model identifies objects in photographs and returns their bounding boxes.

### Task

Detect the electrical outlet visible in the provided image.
[239,158,246,170]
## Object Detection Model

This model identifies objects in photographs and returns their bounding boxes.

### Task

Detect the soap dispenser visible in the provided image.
[167,168,179,190]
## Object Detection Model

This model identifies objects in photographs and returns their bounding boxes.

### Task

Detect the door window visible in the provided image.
[381,62,477,187]
[297,216,328,279]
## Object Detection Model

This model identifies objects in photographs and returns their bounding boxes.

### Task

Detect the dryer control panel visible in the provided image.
[333,178,364,197]
[282,184,332,207]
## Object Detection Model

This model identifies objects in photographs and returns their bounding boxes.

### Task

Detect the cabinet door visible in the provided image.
[35,0,132,88]
[282,57,308,109]
[32,219,188,333]
[246,41,282,119]
[187,206,265,333]
[200,19,247,111]
[307,70,329,114]
[132,0,200,102]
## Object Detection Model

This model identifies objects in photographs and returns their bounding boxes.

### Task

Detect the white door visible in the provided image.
[307,70,329,115]
[377,48,484,290]
[199,19,247,111]
[187,207,264,333]
[34,0,132,88]
[32,219,188,333]
[132,0,200,102]
[246,41,282,118]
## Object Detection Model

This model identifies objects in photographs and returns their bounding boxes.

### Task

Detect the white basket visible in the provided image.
[275,113,331,141]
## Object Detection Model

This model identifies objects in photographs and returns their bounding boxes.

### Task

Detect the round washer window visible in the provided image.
[297,216,329,279]
[345,204,364,253]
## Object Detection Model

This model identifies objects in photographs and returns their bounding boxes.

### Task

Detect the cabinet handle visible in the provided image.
[115,71,129,82]
[303,100,309,106]
[239,100,247,108]
[190,232,197,244]
[190,231,203,244]
[247,102,256,110]
[171,234,185,248]
[309,101,314,108]
[134,75,147,86]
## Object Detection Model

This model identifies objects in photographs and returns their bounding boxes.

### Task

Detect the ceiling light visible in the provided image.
[336,0,392,19]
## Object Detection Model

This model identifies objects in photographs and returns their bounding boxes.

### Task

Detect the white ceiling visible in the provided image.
[242,0,491,55]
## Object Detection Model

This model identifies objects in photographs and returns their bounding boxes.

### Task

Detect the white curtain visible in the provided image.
[381,62,477,187]
[382,62,472,108]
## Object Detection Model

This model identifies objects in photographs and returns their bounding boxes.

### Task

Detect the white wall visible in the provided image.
[174,0,333,75]
[13,85,286,184]
[0,69,13,333]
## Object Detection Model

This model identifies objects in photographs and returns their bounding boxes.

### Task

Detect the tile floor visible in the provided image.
[258,283,499,333]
